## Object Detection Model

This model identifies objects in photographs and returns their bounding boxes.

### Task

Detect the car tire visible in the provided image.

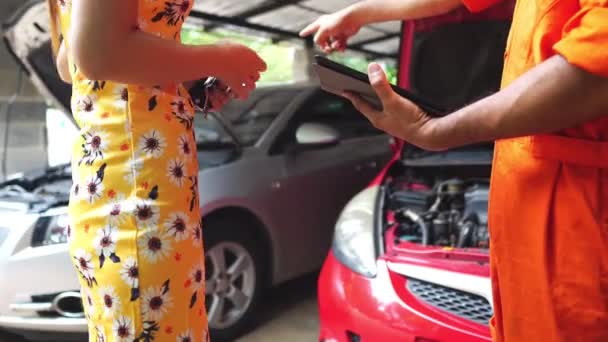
[203,216,267,342]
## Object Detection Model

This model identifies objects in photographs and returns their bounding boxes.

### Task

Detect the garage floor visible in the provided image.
[237,273,319,342]
[0,274,319,342]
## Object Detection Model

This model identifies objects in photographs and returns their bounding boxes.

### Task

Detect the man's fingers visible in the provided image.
[368,63,395,105]
[314,29,331,51]
[330,39,347,52]
[343,92,383,128]
[299,21,320,37]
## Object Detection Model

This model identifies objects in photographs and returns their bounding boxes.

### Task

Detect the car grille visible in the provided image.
[407,278,493,325]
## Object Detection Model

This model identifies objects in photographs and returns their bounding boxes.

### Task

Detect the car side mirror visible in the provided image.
[295,123,340,147]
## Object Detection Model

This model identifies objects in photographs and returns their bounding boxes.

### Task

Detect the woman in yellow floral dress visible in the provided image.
[47,1,266,341]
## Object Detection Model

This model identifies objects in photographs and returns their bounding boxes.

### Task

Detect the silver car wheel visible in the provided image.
[205,241,256,329]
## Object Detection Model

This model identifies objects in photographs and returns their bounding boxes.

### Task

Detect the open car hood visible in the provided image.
[3,0,73,119]
[391,3,513,160]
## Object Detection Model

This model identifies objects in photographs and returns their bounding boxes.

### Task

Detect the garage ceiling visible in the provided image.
[189,0,402,59]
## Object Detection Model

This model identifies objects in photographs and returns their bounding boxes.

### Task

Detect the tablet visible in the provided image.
[312,55,445,117]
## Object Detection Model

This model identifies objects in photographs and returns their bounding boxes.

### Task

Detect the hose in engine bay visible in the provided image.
[403,209,431,246]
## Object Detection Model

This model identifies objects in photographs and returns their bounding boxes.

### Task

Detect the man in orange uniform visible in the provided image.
[302,0,608,341]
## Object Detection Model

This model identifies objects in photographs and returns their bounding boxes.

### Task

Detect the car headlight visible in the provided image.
[332,186,379,278]
[31,208,69,247]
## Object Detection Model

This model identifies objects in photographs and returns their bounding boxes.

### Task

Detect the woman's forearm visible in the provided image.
[56,42,72,84]
[72,31,226,86]
[70,0,226,86]
[429,55,608,149]
[349,0,463,25]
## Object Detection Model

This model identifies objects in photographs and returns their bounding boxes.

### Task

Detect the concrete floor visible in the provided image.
[0,274,320,342]
[237,273,319,342]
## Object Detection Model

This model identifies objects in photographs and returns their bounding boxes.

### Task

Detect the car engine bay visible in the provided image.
[387,178,490,249]
[383,145,493,250]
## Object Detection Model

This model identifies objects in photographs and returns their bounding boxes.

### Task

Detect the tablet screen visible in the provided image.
[313,55,445,117]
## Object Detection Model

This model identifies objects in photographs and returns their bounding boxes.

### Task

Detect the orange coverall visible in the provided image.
[461,0,608,341]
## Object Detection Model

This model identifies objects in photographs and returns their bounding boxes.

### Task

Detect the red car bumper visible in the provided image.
[318,252,491,342]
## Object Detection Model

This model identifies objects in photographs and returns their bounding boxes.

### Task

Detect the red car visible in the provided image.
[318,2,516,342]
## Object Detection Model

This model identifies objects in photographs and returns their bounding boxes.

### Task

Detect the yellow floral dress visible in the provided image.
[56,1,208,341]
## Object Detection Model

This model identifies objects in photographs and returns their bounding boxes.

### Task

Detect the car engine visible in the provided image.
[387,178,490,249]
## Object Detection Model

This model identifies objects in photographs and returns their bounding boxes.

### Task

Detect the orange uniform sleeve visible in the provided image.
[460,0,503,13]
[553,3,608,77]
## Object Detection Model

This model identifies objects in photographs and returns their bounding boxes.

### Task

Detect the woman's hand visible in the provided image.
[343,63,443,151]
[206,79,231,112]
[299,7,363,53]
[214,43,267,100]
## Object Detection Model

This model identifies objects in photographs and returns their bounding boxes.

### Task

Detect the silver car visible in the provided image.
[0,1,392,340]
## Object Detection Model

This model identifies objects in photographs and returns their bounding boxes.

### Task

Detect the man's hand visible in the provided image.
[299,0,463,53]
[299,8,362,53]
[347,56,608,152]
[342,63,440,150]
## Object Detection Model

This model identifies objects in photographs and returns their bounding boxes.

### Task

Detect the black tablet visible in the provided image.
[312,55,445,117]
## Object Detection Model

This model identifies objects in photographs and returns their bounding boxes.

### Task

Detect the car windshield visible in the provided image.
[194,88,301,146]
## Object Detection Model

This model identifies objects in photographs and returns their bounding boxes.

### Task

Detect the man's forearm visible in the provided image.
[349,0,463,25]
[429,55,608,150]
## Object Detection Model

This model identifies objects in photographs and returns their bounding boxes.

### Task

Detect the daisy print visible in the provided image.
[139,129,166,159]
[71,182,84,203]
[151,0,192,26]
[95,325,107,342]
[133,199,160,227]
[93,225,121,268]
[106,193,131,226]
[79,128,109,166]
[113,86,129,109]
[187,262,204,308]
[137,227,173,264]
[112,316,135,342]
[163,211,190,241]
[171,97,194,129]
[82,286,96,319]
[191,222,202,246]
[89,80,107,92]
[167,158,187,188]
[189,263,204,292]
[120,257,140,301]
[99,286,122,317]
[178,134,193,160]
[84,174,104,204]
[75,94,97,115]
[57,0,70,13]
[73,249,97,287]
[141,280,173,321]
[176,329,193,342]
[84,163,106,204]
[135,321,160,342]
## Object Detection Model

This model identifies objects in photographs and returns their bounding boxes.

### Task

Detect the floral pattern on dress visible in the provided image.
[59,0,208,340]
